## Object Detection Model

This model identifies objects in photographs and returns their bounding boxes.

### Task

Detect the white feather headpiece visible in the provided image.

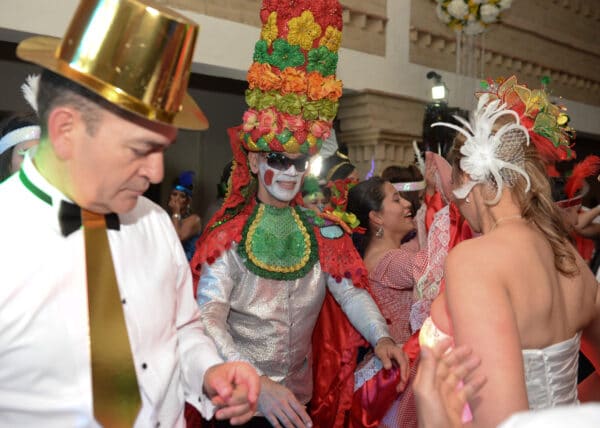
[21,74,41,114]
[412,140,425,175]
[431,94,531,204]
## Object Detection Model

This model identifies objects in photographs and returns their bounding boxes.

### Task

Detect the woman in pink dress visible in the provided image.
[347,176,427,427]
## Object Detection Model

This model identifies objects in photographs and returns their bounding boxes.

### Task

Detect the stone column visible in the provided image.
[337,90,426,178]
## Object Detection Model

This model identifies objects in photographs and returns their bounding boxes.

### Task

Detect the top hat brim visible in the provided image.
[17,36,209,131]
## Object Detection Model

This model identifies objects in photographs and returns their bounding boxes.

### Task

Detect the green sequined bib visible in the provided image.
[238,204,318,280]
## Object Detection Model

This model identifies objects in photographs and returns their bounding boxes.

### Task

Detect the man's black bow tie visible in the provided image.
[58,200,120,236]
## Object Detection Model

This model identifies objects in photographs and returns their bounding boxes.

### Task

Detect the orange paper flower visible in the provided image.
[280,68,307,94]
[307,72,325,100]
[247,62,281,91]
[321,76,342,101]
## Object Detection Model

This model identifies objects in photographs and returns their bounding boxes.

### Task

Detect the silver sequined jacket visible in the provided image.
[197,243,390,405]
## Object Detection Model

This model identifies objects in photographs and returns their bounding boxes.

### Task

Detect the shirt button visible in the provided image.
[155,422,160,427]
[142,363,148,370]
[121,298,127,304]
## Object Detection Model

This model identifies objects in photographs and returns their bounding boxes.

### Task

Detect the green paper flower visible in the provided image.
[277,129,293,144]
[257,137,271,151]
[276,93,303,115]
[245,88,262,108]
[315,99,338,120]
[257,91,279,110]
[302,101,319,120]
[307,46,338,76]
[299,141,310,154]
[269,39,306,70]
[253,40,270,64]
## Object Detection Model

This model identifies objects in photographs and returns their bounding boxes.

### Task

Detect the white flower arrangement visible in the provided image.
[435,0,511,35]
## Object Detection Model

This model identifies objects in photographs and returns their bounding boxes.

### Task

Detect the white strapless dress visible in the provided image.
[522,331,581,409]
[419,317,581,410]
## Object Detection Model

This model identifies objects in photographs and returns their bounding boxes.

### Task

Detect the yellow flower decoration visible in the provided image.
[283,137,301,153]
[306,133,317,147]
[246,138,259,151]
[263,131,276,143]
[287,11,322,51]
[261,11,278,46]
[320,26,342,52]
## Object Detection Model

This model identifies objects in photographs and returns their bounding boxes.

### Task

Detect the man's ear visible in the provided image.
[46,107,77,160]
[248,152,260,174]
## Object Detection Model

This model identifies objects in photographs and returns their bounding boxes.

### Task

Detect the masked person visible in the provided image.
[190,1,410,427]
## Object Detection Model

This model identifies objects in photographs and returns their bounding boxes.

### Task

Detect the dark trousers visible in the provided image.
[202,416,272,428]
[185,403,272,428]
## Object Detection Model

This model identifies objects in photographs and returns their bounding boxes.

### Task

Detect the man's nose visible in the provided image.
[141,152,164,184]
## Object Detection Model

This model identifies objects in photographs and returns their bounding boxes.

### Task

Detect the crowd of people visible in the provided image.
[0,0,599,427]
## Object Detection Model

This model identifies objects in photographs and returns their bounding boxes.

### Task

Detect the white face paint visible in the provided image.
[258,157,304,203]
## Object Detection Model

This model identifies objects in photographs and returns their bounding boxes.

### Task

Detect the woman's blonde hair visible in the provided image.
[450,124,578,276]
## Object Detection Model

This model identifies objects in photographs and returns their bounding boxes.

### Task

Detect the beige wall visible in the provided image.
[0,0,598,183]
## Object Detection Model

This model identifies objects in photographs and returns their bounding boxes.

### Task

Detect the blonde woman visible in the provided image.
[420,80,600,427]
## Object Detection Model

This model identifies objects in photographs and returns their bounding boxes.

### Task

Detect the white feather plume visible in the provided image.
[21,74,41,114]
[430,94,531,204]
[412,140,425,174]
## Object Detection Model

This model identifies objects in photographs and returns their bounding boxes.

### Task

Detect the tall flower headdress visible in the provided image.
[240,0,343,156]
[192,0,344,263]
[431,92,531,204]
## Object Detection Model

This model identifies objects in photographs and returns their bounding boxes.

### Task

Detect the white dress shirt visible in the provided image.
[0,156,222,427]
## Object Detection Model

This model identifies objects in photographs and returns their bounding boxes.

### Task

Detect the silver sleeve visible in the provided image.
[196,248,263,374]
[326,276,391,347]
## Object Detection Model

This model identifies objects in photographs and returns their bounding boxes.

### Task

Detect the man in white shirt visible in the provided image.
[0,0,259,426]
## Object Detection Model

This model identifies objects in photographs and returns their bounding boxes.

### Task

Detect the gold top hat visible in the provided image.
[16,0,208,130]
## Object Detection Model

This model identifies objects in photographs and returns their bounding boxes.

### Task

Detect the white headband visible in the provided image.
[0,125,41,155]
[393,181,426,192]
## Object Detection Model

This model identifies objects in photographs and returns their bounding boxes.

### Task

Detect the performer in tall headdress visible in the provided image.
[190,1,410,426]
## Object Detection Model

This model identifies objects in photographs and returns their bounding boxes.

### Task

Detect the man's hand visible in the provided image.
[258,376,312,428]
[203,362,260,425]
[374,337,410,392]
[413,339,486,428]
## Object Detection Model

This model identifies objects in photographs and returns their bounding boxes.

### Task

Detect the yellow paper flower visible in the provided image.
[283,137,301,153]
[306,133,317,147]
[287,11,322,50]
[320,26,342,52]
[246,138,259,151]
[261,11,278,46]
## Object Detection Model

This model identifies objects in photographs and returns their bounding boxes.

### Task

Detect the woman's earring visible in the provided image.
[465,196,471,204]
[375,226,384,238]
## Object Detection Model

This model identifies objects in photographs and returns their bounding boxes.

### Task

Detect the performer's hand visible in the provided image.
[203,362,260,425]
[413,339,486,428]
[374,337,410,392]
[258,376,312,428]
[425,154,436,196]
